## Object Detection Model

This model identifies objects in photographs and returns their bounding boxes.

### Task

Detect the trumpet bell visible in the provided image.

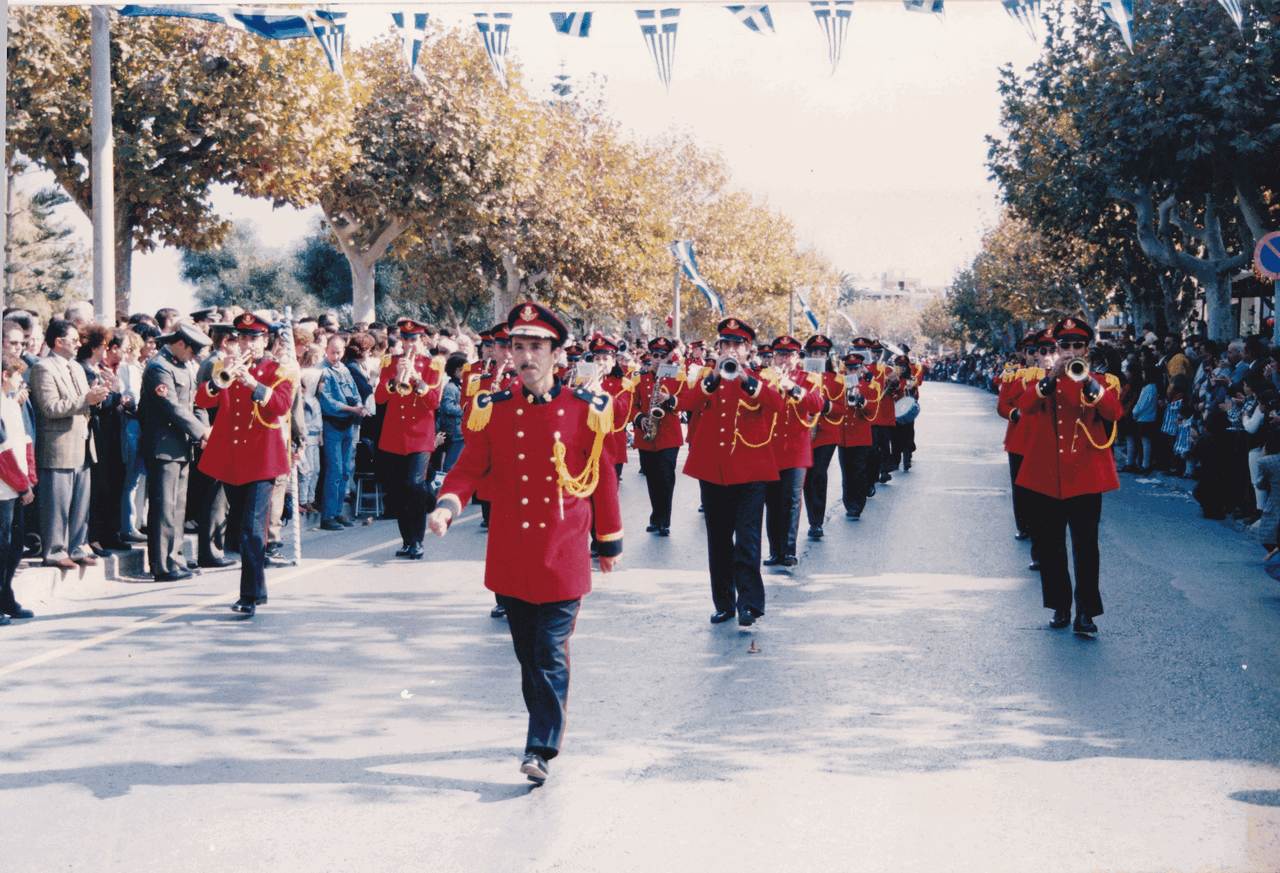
[1065,359,1090,382]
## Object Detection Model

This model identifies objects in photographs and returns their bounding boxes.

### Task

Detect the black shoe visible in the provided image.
[867,485,876,497]
[1014,531,1031,541]
[520,753,549,785]
[781,555,798,567]
[0,614,9,625]
[408,542,424,560]
[153,569,194,583]
[395,543,413,557]
[698,505,705,513]
[490,603,507,619]
[197,556,237,569]
[1028,560,1041,571]
[120,531,147,544]
[903,459,912,471]
[2,604,33,619]
[321,519,345,531]
[263,543,282,558]
[879,472,892,484]
[230,598,256,616]
[646,524,660,533]
[1049,609,1071,629]
[738,607,761,627]
[710,610,735,624]
[255,596,268,606]
[763,555,783,566]
[808,526,823,539]
[1073,614,1097,634]
[479,518,489,529]
[846,508,861,519]
[658,527,670,537]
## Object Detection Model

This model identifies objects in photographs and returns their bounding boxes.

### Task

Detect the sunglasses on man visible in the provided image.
[1057,340,1087,350]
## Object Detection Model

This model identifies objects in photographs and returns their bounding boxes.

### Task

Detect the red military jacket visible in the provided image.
[766,368,826,470]
[867,363,898,427]
[1015,371,1122,500]
[811,370,845,448]
[630,369,686,452]
[684,364,713,443]
[375,354,445,455]
[998,365,1043,455]
[837,377,878,447]
[677,370,785,485]
[437,380,623,604]
[196,358,295,486]
[600,371,638,465]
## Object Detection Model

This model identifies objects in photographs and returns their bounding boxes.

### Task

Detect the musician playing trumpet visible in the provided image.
[1014,316,1121,635]
[762,335,825,568]
[630,337,685,537]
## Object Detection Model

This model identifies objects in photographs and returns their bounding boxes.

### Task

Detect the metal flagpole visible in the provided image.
[789,289,795,335]
[282,306,303,566]
[1,1,7,315]
[673,262,682,341]
[91,7,115,321]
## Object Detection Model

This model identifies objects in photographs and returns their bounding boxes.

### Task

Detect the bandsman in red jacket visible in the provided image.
[428,301,622,787]
[762,335,825,567]
[196,313,296,617]
[998,329,1051,566]
[1015,316,1122,634]
[801,334,842,539]
[375,318,446,560]
[630,337,687,537]
[834,352,880,520]
[674,317,784,626]
[589,334,636,480]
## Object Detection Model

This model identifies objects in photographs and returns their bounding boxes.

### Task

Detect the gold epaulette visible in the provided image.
[572,386,614,437]
[466,389,505,432]
[380,354,393,370]
[1104,372,1120,392]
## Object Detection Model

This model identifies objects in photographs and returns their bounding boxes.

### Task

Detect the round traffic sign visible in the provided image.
[1255,231,1280,280]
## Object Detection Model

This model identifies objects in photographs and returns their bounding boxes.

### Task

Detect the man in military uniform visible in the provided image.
[674,318,784,625]
[631,337,686,536]
[590,334,635,481]
[762,335,825,567]
[428,301,622,787]
[140,323,212,582]
[835,352,879,520]
[999,330,1050,564]
[375,318,446,560]
[801,334,841,539]
[196,313,297,616]
[192,322,240,568]
[1014,317,1121,634]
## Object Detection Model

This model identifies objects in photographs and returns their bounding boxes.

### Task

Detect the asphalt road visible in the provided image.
[1,382,1277,872]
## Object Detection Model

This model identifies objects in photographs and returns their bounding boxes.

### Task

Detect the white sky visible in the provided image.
[25,1,1046,315]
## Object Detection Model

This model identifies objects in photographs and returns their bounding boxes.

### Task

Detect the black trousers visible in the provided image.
[764,467,805,558]
[803,443,837,526]
[191,456,229,562]
[873,425,893,477]
[384,450,434,546]
[225,479,273,601]
[1007,453,1031,537]
[638,447,679,527]
[837,445,871,512]
[498,595,581,760]
[699,479,767,615]
[890,422,916,468]
[1026,490,1104,616]
[145,457,191,577]
[0,498,20,610]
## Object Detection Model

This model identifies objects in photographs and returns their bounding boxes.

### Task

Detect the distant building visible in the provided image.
[845,270,947,307]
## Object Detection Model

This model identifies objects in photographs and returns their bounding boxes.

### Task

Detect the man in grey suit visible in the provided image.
[139,323,212,582]
[30,319,111,569]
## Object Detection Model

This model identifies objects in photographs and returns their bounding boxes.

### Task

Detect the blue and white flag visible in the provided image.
[809,1,854,75]
[671,240,723,316]
[1215,0,1244,31]
[474,12,513,88]
[308,10,345,75]
[725,5,775,34]
[795,289,820,331]
[637,9,680,92]
[550,11,593,37]
[902,0,945,21]
[391,11,430,73]
[1001,0,1042,42]
[1097,0,1133,51]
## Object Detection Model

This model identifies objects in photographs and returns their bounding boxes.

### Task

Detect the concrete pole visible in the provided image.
[789,289,795,336]
[91,6,115,321]
[1,0,8,315]
[672,261,681,342]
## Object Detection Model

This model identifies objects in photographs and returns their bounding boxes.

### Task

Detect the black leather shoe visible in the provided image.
[1028,560,1041,571]
[867,485,876,497]
[763,555,783,566]
[658,527,670,537]
[710,610,735,624]
[2,604,33,619]
[781,555,798,567]
[846,508,861,519]
[1049,609,1071,629]
[321,519,345,531]
[738,607,761,627]
[878,472,892,484]
[263,543,282,558]
[1014,531,1031,541]
[490,603,507,619]
[336,516,357,527]
[1073,614,1098,634]
[395,544,413,557]
[520,752,549,785]
[408,542,424,560]
[0,614,9,625]
[808,526,823,539]
[197,556,237,569]
[645,524,660,533]
[153,569,194,583]
[230,598,256,616]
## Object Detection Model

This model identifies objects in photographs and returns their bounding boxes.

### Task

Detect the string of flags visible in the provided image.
[112,3,1258,91]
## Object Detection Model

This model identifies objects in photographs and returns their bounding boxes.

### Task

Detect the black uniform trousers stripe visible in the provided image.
[498,595,580,760]
[700,479,767,616]
[638,446,679,527]
[837,444,871,512]
[1025,489,1104,617]
[225,479,274,600]
[764,466,805,558]
[384,450,434,546]
[803,443,837,527]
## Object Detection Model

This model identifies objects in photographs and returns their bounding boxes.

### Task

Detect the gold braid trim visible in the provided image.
[251,370,292,430]
[553,424,607,520]
[734,400,778,449]
[467,392,494,432]
[1075,417,1117,451]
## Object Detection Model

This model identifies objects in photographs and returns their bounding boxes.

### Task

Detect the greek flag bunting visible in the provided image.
[1215,0,1244,31]
[809,1,854,76]
[550,12,593,37]
[391,11,430,73]
[902,0,945,21]
[725,5,776,34]
[1001,0,1042,42]
[670,240,724,316]
[795,289,820,331]
[474,12,513,88]
[637,9,680,92]
[1097,0,1134,51]
[308,10,345,75]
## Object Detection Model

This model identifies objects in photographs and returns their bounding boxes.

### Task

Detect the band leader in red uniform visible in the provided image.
[428,301,622,787]
[674,318,784,626]
[1014,317,1121,634]
[762,335,825,567]
[375,318,445,560]
[196,313,297,617]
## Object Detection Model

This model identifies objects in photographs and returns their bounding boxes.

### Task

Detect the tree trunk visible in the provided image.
[114,203,132,315]
[322,209,406,326]
[1202,271,1235,343]
[348,256,376,326]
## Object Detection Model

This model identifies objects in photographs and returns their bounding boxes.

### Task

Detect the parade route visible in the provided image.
[2,382,1277,872]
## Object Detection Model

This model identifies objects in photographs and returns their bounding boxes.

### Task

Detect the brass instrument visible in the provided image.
[1065,358,1090,382]
[394,349,418,396]
[212,352,252,389]
[643,373,666,442]
[717,357,740,379]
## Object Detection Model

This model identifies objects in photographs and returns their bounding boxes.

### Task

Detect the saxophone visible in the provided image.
[643,368,666,442]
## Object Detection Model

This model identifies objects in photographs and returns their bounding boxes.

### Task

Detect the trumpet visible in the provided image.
[717,357,740,380]
[1065,358,1090,382]
[394,349,418,396]
[211,352,252,389]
